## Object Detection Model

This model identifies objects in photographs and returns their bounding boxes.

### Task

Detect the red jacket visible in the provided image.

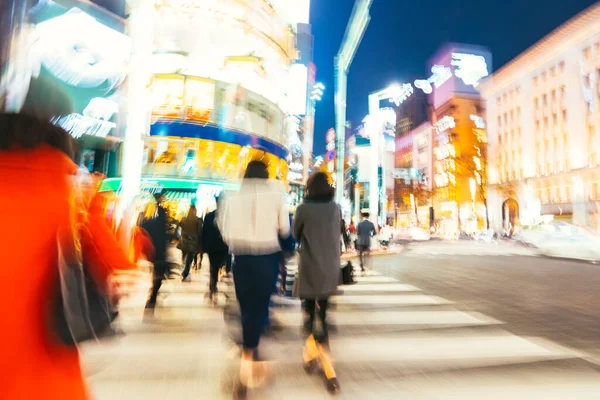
[0,145,136,399]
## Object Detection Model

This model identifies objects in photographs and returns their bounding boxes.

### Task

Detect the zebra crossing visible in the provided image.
[82,260,600,400]
[403,241,538,257]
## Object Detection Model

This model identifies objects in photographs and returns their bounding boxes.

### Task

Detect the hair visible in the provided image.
[305,172,334,202]
[0,72,74,157]
[244,160,269,179]
[187,205,197,218]
[362,212,370,218]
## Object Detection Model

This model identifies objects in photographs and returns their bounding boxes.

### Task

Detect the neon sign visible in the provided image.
[414,65,452,94]
[451,53,489,87]
[470,114,485,129]
[389,83,414,106]
[435,116,456,134]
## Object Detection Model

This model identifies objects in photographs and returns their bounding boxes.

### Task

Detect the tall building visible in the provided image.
[428,44,491,234]
[479,3,600,231]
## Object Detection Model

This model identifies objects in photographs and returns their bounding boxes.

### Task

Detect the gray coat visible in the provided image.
[293,200,341,299]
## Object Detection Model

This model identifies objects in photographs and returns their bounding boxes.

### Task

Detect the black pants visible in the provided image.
[148,261,169,304]
[233,254,279,349]
[181,251,195,278]
[208,252,227,294]
[302,298,330,344]
[358,245,370,270]
[225,253,233,273]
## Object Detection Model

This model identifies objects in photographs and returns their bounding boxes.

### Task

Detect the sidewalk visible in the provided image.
[82,261,600,399]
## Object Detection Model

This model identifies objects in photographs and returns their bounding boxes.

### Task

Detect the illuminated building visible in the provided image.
[102,0,311,214]
[423,44,492,234]
[1,0,130,176]
[479,3,600,231]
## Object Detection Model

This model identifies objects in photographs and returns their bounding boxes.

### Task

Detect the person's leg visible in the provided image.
[302,299,316,338]
[359,246,365,270]
[181,252,193,279]
[208,252,225,295]
[316,298,329,345]
[226,253,233,274]
[147,261,166,307]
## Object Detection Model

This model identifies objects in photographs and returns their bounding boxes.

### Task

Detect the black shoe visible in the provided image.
[326,377,340,394]
[145,300,156,309]
[303,359,317,374]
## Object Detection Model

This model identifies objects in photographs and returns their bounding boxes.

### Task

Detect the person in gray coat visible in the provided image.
[292,172,341,394]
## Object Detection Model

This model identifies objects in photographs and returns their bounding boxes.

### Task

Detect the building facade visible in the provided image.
[479,3,600,231]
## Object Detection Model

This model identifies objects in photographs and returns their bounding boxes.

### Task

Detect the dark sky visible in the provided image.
[310,0,598,154]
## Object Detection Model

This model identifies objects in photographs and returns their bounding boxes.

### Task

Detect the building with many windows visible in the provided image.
[479,3,600,231]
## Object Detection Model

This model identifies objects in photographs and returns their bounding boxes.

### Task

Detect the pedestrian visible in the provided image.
[341,219,351,252]
[357,212,377,272]
[218,160,291,392]
[292,172,341,394]
[179,205,203,282]
[349,220,357,250]
[143,194,171,309]
[0,74,137,399]
[202,197,228,304]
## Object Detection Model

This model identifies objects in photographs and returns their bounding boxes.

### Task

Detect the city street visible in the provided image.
[82,243,600,399]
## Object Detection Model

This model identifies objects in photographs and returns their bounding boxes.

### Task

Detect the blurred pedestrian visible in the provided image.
[293,172,341,393]
[0,74,137,399]
[143,194,170,309]
[357,212,376,272]
[218,160,291,391]
[179,205,203,282]
[202,197,228,304]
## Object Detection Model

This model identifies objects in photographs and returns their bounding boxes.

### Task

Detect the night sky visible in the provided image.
[310,0,598,154]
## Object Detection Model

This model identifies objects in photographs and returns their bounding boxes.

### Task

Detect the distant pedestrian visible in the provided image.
[179,205,203,282]
[202,197,228,304]
[356,212,376,272]
[143,194,170,309]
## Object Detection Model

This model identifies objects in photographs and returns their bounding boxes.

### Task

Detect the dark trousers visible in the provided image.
[233,253,279,349]
[358,245,370,270]
[302,298,330,344]
[208,252,227,294]
[181,251,195,278]
[148,261,169,304]
[225,253,233,273]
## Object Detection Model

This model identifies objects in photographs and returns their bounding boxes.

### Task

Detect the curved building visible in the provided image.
[102,0,311,215]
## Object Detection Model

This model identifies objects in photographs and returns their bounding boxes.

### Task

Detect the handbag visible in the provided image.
[53,190,118,346]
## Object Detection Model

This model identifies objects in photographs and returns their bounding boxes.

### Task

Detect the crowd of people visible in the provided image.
[0,73,387,399]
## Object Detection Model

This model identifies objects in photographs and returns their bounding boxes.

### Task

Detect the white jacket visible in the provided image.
[217,179,290,255]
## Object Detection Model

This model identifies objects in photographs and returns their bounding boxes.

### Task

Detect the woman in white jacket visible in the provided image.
[218,160,290,392]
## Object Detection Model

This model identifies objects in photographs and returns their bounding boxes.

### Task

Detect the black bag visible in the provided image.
[53,200,118,346]
[341,261,356,285]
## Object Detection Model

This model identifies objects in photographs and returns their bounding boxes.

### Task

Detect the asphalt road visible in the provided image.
[370,244,600,362]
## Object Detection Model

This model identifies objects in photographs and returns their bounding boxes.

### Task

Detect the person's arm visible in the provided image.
[278,192,291,238]
[292,206,304,241]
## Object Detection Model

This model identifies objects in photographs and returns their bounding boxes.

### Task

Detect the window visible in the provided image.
[497,97,501,107]
[533,76,539,86]
[510,110,514,122]
[543,117,549,129]
[497,116,502,128]
[534,97,539,109]
[559,61,565,73]
[550,66,556,77]
[517,107,521,119]
[542,71,547,81]
[553,113,558,125]
[562,110,568,122]
[504,113,508,125]
[535,120,540,131]
[584,46,592,60]
[596,42,600,55]
[543,94,548,106]
[559,85,566,98]
[551,89,557,101]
